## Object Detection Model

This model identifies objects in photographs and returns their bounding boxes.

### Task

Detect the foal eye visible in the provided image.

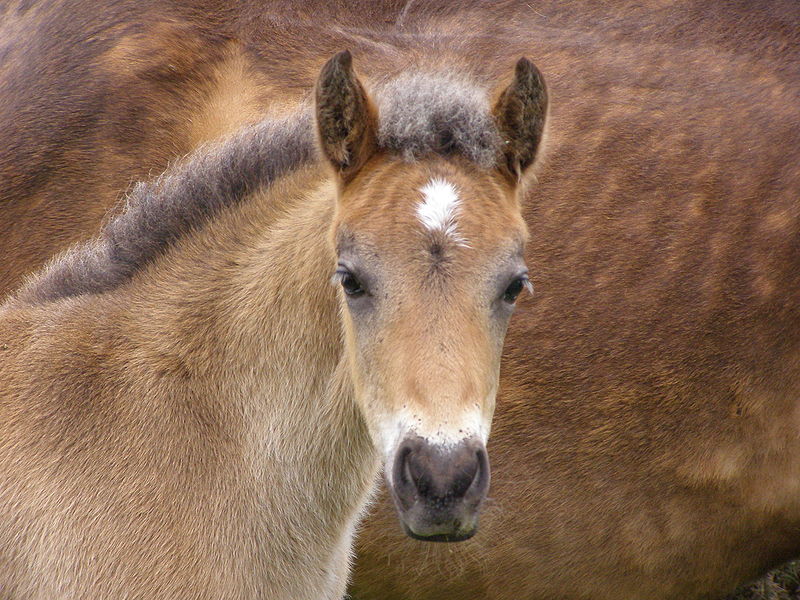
[339,272,365,297]
[502,276,529,304]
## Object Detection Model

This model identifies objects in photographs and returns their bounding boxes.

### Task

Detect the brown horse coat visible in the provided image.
[1,1,799,598]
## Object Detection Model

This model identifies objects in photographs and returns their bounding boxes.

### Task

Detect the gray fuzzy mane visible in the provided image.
[18,109,316,304]
[376,72,501,168]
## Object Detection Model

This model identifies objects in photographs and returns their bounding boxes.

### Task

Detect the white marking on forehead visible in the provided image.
[416,178,466,244]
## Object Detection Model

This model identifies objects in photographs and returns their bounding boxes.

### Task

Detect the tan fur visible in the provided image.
[1,1,799,599]
[332,156,527,457]
[0,134,530,599]
[0,167,377,599]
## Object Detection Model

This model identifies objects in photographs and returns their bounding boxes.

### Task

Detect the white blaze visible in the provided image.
[416,178,465,243]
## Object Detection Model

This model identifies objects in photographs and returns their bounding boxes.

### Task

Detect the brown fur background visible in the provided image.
[1,1,799,599]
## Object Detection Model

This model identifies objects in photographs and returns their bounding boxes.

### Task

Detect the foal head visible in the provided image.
[316,51,547,541]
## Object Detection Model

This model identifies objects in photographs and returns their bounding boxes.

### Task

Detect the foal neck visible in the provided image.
[130,163,377,502]
[0,162,379,598]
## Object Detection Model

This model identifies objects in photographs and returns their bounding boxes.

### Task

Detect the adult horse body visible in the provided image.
[1,1,800,599]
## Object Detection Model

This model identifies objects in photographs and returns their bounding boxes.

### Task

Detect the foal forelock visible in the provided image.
[375,72,501,168]
[16,108,316,305]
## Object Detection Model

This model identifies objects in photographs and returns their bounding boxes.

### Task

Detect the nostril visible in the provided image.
[404,450,430,496]
[406,452,431,497]
[403,451,413,486]
[396,448,414,486]
[465,446,490,502]
[466,451,482,491]
[392,441,420,511]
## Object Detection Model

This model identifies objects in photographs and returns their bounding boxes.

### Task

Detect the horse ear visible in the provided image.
[492,57,548,183]
[315,50,377,183]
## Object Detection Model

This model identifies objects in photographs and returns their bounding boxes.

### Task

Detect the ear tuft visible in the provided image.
[493,57,548,182]
[315,50,377,182]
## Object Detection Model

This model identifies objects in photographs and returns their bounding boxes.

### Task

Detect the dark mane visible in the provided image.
[17,109,316,304]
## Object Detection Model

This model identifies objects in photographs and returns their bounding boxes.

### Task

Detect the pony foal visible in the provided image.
[0,52,547,598]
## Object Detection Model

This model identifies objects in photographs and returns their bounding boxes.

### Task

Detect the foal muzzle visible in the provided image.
[389,436,490,542]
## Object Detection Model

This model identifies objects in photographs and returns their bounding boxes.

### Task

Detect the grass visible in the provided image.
[725,561,800,600]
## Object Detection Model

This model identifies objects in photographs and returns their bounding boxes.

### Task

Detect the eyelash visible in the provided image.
[502,275,532,304]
